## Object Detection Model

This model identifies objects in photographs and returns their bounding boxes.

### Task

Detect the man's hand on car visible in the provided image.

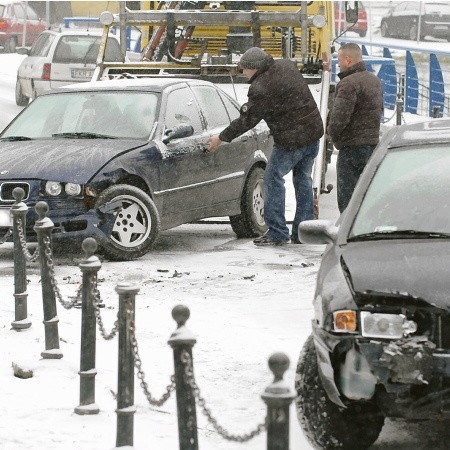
[207,135,222,153]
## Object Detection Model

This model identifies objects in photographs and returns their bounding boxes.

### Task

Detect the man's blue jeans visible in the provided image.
[263,141,320,242]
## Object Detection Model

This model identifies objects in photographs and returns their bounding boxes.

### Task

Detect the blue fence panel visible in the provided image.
[405,51,418,114]
[378,47,397,110]
[429,53,445,117]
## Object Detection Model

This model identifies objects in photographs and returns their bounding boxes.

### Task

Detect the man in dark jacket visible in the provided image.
[327,42,383,213]
[208,47,323,246]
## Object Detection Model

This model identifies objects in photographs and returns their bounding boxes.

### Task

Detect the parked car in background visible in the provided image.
[15,30,123,106]
[0,0,46,52]
[381,1,450,41]
[295,118,450,449]
[335,1,368,37]
[1,77,271,260]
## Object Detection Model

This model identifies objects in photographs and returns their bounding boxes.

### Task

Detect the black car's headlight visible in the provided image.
[44,181,83,197]
[331,310,418,338]
[360,311,417,339]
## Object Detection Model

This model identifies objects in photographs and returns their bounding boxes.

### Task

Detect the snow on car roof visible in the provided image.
[388,118,450,148]
[47,76,212,93]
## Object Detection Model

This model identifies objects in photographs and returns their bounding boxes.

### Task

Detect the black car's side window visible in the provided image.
[164,87,203,134]
[191,86,230,130]
[220,93,241,122]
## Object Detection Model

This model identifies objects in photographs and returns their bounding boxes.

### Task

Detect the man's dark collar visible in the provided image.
[338,61,367,80]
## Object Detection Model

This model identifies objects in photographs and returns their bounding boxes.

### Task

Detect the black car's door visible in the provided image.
[191,84,258,207]
[156,85,216,223]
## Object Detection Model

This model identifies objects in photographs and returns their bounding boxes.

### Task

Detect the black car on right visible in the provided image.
[295,118,450,449]
[381,1,450,41]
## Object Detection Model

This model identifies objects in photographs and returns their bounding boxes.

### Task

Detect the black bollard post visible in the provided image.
[115,282,139,448]
[261,353,296,450]
[75,238,101,415]
[10,187,31,330]
[34,201,62,359]
[168,305,198,450]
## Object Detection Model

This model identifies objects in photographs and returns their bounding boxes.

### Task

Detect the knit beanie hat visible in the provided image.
[239,47,271,70]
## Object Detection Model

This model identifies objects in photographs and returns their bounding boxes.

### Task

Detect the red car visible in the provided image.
[0,1,46,52]
[335,1,368,37]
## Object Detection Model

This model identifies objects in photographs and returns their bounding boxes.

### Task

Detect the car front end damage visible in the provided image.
[0,179,119,246]
[314,291,450,420]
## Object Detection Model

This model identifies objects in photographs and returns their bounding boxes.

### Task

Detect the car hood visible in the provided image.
[342,240,450,309]
[0,139,148,184]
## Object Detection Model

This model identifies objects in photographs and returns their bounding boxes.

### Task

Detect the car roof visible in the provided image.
[387,118,450,149]
[41,29,110,37]
[51,77,216,94]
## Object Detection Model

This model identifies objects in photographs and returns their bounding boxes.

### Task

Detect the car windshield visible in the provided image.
[349,145,450,238]
[1,91,158,140]
[425,3,450,15]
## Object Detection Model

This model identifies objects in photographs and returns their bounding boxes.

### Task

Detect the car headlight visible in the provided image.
[45,181,62,196]
[361,311,417,339]
[65,183,82,196]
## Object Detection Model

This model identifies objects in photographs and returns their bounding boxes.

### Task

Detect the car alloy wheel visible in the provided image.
[95,184,160,260]
[229,166,268,238]
[295,335,385,450]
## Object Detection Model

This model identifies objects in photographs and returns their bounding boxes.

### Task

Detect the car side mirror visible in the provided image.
[299,220,339,245]
[345,1,359,23]
[17,47,30,56]
[162,123,194,144]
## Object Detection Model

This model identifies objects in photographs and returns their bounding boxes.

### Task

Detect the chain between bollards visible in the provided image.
[75,238,102,416]
[10,187,31,330]
[34,201,62,359]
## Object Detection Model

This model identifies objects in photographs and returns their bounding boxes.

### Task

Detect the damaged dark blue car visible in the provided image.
[0,78,271,260]
[295,119,450,449]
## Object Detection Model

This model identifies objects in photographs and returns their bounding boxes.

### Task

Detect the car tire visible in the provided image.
[15,79,29,106]
[229,167,267,238]
[5,37,16,53]
[358,29,367,37]
[295,335,385,450]
[380,21,389,37]
[95,185,160,260]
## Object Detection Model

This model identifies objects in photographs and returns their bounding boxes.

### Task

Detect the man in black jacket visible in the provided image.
[327,43,383,213]
[208,47,323,246]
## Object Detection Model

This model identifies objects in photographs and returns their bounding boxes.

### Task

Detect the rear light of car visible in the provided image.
[41,63,51,80]
[0,19,7,30]
[333,310,357,333]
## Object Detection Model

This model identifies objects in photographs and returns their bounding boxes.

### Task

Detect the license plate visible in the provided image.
[71,68,94,79]
[0,208,12,227]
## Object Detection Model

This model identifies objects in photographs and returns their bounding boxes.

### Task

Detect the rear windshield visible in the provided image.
[425,3,450,14]
[53,35,123,64]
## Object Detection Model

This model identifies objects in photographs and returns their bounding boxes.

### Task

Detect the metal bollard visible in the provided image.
[261,353,296,450]
[168,305,198,450]
[75,238,101,415]
[10,187,31,330]
[115,282,139,448]
[34,201,62,359]
[396,97,404,126]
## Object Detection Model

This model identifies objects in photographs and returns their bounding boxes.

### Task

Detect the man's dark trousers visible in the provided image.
[336,144,376,213]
